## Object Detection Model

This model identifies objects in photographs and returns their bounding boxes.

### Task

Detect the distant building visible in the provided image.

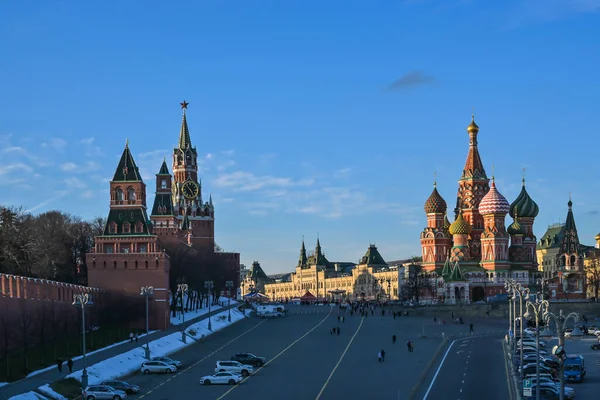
[420,115,540,304]
[243,239,401,301]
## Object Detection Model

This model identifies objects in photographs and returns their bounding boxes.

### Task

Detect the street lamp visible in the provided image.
[540,309,584,400]
[225,280,234,322]
[511,283,531,381]
[523,296,549,400]
[504,280,516,342]
[177,283,188,343]
[140,286,154,359]
[73,293,92,388]
[205,281,214,331]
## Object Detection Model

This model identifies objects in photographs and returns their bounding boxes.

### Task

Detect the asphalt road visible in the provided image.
[118,305,506,400]
[421,335,510,400]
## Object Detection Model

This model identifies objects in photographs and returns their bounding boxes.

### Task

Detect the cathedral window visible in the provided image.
[135,222,143,233]
[127,187,136,201]
[139,244,147,253]
[186,154,191,164]
[123,222,131,234]
[109,222,117,234]
[121,245,131,253]
[105,245,114,254]
[161,180,167,189]
[115,188,124,201]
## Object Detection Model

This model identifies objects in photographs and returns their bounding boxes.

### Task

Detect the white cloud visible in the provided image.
[80,190,95,199]
[61,162,78,171]
[64,177,87,189]
[80,137,103,156]
[0,163,33,175]
[212,171,314,192]
[60,161,101,173]
[333,168,352,179]
[138,149,169,159]
[25,191,69,213]
[41,138,67,151]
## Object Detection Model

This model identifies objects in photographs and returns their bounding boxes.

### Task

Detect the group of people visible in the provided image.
[56,358,74,373]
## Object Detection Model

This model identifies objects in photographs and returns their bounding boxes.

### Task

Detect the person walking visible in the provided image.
[381,349,386,362]
[392,335,396,344]
[67,358,73,373]
[129,332,134,342]
[377,351,382,362]
[135,333,139,343]
[56,358,63,373]
[336,326,340,336]
[469,323,474,333]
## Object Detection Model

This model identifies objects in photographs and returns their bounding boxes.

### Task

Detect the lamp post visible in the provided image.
[72,293,92,388]
[225,280,233,322]
[541,309,584,400]
[241,280,245,299]
[177,283,188,343]
[205,280,214,331]
[537,277,546,300]
[523,296,549,400]
[512,283,531,380]
[504,280,516,342]
[140,286,154,359]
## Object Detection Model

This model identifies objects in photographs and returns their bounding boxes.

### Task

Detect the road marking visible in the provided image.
[314,316,365,400]
[215,307,333,400]
[422,337,471,400]
[137,320,267,399]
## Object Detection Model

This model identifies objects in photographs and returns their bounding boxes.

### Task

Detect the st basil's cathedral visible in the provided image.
[420,115,540,304]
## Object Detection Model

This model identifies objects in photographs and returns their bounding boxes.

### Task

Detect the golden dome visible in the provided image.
[467,114,479,134]
[449,212,472,236]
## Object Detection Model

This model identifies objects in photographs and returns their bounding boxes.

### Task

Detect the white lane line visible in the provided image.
[422,337,471,400]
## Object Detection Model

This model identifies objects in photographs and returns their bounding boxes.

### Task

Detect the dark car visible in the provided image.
[100,380,140,394]
[231,353,266,367]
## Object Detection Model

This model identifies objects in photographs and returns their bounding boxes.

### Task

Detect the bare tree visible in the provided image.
[586,257,600,300]
[401,261,432,303]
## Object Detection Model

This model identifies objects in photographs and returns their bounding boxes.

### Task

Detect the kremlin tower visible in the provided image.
[420,115,539,303]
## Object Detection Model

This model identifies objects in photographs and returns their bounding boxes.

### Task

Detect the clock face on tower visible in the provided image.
[182,181,199,200]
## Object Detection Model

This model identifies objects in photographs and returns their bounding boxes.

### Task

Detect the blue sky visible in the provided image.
[1,1,599,274]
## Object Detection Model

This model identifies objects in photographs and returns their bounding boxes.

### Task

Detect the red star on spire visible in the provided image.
[180,100,189,109]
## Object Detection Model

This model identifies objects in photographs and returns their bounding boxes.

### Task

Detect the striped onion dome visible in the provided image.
[507,219,523,235]
[449,212,472,235]
[424,185,447,214]
[479,179,510,215]
[509,179,539,218]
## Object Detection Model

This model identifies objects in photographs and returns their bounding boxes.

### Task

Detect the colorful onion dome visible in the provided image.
[424,184,447,214]
[507,219,523,235]
[443,213,451,230]
[449,212,472,235]
[467,114,479,134]
[479,178,510,215]
[509,179,539,218]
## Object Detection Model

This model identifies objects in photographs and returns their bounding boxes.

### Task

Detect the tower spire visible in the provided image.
[178,100,192,150]
[433,171,437,188]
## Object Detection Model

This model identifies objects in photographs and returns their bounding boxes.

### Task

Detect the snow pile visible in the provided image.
[8,392,49,400]
[38,384,66,399]
[65,308,245,385]
[170,296,237,326]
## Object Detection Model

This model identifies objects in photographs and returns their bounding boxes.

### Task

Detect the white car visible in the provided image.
[517,339,546,347]
[151,356,182,369]
[215,360,254,376]
[141,360,177,374]
[82,385,128,400]
[200,371,243,385]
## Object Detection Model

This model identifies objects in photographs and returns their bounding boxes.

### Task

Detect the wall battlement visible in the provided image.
[0,273,102,302]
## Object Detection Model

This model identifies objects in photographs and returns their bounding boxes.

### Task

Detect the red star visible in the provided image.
[180,100,189,109]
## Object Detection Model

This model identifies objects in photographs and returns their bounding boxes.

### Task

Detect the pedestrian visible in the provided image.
[469,323,474,333]
[433,317,437,323]
[451,312,455,319]
[135,333,139,343]
[56,358,63,373]
[381,349,386,362]
[410,342,414,352]
[377,351,382,362]
[392,335,396,344]
[67,358,73,373]
[129,332,134,342]
[336,326,340,335]
[407,341,412,352]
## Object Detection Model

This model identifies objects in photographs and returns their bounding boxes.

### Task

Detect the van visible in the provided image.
[563,355,585,382]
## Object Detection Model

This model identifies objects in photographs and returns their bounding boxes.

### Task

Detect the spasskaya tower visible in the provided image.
[171,101,215,252]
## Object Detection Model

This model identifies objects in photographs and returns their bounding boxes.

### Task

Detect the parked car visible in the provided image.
[141,360,176,374]
[231,353,266,367]
[215,360,254,376]
[100,381,140,394]
[82,385,127,400]
[200,371,243,385]
[151,356,182,369]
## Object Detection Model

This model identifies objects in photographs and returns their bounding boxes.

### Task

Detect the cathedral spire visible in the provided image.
[112,140,143,182]
[298,236,308,268]
[178,100,192,150]
[462,114,487,180]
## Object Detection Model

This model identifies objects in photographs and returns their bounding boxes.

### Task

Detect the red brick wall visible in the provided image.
[0,274,102,303]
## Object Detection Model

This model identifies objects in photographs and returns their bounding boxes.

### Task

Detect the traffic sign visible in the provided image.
[523,379,532,397]
[523,388,532,397]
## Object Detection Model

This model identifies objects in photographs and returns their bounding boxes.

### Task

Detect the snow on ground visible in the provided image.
[37,384,66,400]
[170,296,237,326]
[8,392,49,400]
[25,331,157,378]
[1,382,8,387]
[65,308,246,385]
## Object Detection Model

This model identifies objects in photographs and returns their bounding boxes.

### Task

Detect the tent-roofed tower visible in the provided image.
[421,179,452,272]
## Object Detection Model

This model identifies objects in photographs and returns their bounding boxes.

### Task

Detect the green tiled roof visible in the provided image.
[250,261,269,280]
[538,225,565,249]
[150,193,175,217]
[158,159,170,175]
[359,244,387,266]
[178,111,192,150]
[447,261,466,281]
[104,208,152,236]
[112,143,143,182]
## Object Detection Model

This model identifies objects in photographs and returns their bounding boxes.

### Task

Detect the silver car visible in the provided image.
[151,356,182,369]
[82,385,127,400]
[141,360,176,374]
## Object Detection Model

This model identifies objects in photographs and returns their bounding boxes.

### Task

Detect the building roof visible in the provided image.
[112,141,143,182]
[447,261,466,281]
[449,212,472,235]
[178,109,193,150]
[509,178,539,218]
[359,244,387,266]
[461,115,488,180]
[538,224,565,249]
[479,178,510,215]
[424,184,447,214]
[103,208,153,236]
[157,159,170,175]
[249,261,269,280]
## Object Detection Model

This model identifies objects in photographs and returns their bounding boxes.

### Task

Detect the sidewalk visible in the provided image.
[0,303,238,399]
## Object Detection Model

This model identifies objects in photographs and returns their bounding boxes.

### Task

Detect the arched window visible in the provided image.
[123,222,131,234]
[109,222,117,234]
[186,154,191,164]
[127,188,136,201]
[570,255,576,266]
[116,188,124,201]
[161,180,167,189]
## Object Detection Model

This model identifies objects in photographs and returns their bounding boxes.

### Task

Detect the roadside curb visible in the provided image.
[407,337,449,400]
